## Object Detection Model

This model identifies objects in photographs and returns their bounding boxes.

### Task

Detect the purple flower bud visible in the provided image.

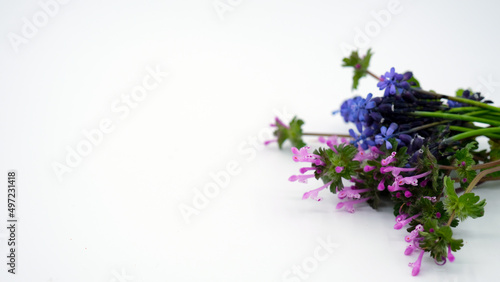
[364,165,376,172]
[404,244,416,256]
[448,245,455,262]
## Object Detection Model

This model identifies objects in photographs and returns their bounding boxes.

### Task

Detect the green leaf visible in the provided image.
[456,193,486,220]
[443,176,459,216]
[452,141,478,188]
[443,176,487,221]
[487,139,500,177]
[419,219,464,261]
[456,88,465,97]
[288,118,306,149]
[489,139,500,161]
[405,73,420,88]
[273,116,306,149]
[342,49,373,90]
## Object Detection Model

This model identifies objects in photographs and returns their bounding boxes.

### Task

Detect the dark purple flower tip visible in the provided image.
[355,63,361,69]
[436,212,441,218]
[429,228,434,233]
[435,258,446,266]
[402,71,413,81]
[399,134,413,145]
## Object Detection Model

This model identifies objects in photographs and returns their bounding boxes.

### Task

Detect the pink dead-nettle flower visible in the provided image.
[381,151,397,166]
[380,166,417,177]
[353,145,381,162]
[265,117,290,145]
[423,196,437,203]
[387,175,407,192]
[394,213,421,230]
[336,197,370,213]
[364,165,377,172]
[274,117,289,128]
[396,213,408,223]
[319,135,349,146]
[338,186,371,200]
[400,171,432,186]
[370,146,385,156]
[288,174,315,184]
[405,224,423,242]
[409,249,425,276]
[299,167,318,174]
[335,166,344,173]
[264,139,277,146]
[291,146,325,165]
[404,244,417,256]
[447,245,455,263]
[302,180,334,201]
[377,177,387,191]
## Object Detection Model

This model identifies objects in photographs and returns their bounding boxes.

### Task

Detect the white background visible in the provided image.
[1,0,500,281]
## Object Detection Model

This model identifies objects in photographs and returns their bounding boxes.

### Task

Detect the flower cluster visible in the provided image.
[267,50,500,276]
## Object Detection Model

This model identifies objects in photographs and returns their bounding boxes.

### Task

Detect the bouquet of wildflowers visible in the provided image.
[266,50,500,276]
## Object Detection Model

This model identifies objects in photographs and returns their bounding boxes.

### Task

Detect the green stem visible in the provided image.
[409,111,500,126]
[400,121,449,134]
[412,88,500,113]
[445,127,500,143]
[366,70,381,81]
[464,110,490,116]
[449,126,500,140]
[438,159,500,171]
[303,132,352,138]
[447,107,483,113]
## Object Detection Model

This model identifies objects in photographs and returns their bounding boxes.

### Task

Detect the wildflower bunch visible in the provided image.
[266,50,500,276]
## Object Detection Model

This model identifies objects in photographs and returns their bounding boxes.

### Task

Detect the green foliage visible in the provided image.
[487,139,500,177]
[313,144,360,192]
[416,146,440,191]
[342,49,373,90]
[455,88,466,97]
[273,116,306,149]
[452,141,478,188]
[489,139,500,161]
[419,219,463,261]
[443,176,486,221]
